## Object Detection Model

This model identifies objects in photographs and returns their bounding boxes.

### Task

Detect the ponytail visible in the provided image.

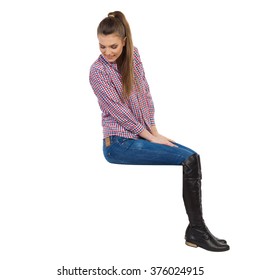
[97,11,134,101]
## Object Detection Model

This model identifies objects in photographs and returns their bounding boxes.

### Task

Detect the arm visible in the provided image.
[134,48,155,125]
[134,49,176,147]
[90,66,145,135]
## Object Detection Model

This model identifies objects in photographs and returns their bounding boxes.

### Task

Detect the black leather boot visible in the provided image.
[185,224,227,244]
[182,154,229,252]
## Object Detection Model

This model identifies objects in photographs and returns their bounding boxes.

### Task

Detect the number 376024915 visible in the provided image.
[150,266,204,276]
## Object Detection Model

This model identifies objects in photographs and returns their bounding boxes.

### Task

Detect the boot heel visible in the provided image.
[185,241,198,248]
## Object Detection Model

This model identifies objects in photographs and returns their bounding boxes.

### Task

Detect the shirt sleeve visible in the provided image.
[89,66,145,135]
[134,48,155,126]
[143,71,155,126]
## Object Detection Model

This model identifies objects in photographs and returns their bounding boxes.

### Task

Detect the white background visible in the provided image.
[1,0,260,279]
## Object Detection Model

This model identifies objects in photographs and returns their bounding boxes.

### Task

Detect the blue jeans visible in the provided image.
[103,136,197,165]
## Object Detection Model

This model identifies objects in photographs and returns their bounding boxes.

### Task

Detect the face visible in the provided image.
[98,33,126,63]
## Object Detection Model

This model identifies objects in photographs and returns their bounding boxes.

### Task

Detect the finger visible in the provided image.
[167,141,178,147]
[167,138,176,143]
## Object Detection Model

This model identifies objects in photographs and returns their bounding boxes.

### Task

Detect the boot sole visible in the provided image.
[185,240,230,252]
[185,241,198,248]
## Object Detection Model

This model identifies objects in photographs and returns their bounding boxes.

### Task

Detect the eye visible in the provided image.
[111,45,118,49]
[99,45,105,49]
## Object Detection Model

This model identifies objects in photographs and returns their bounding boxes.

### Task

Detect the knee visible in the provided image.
[182,153,202,179]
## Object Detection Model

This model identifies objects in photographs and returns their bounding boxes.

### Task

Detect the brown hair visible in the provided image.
[97,11,134,100]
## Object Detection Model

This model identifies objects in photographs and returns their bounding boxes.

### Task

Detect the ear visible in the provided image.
[123,37,127,46]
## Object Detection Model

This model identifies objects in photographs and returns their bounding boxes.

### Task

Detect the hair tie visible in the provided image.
[108,14,115,18]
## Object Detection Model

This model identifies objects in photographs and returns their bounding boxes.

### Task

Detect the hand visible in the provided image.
[139,128,178,147]
[151,134,178,147]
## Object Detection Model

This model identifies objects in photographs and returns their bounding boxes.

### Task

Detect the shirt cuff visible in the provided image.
[132,123,145,135]
[150,118,155,126]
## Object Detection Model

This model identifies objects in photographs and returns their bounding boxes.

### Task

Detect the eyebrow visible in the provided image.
[99,43,118,47]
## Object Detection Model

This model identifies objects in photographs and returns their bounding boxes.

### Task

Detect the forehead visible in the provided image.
[98,33,122,46]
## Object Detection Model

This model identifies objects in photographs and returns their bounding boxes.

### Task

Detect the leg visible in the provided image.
[182,154,230,252]
[103,136,195,165]
[103,136,230,251]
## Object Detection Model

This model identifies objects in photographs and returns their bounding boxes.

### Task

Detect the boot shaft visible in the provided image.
[182,153,202,179]
[182,154,204,226]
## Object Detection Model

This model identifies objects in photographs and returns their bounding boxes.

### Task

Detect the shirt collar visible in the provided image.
[100,55,119,71]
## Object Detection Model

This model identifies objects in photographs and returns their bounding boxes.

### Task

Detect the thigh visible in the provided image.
[103,136,196,165]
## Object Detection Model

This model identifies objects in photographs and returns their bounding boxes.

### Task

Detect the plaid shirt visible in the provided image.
[89,47,155,139]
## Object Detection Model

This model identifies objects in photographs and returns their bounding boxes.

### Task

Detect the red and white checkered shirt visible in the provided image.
[89,47,155,139]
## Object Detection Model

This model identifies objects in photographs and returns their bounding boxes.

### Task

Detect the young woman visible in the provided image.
[89,11,230,252]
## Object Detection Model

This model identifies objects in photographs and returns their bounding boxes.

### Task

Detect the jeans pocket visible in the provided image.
[117,137,134,151]
[103,137,120,162]
[103,137,135,164]
[103,144,113,162]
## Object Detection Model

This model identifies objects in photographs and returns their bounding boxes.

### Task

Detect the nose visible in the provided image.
[104,48,112,55]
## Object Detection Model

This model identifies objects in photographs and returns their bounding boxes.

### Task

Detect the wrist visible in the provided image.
[139,129,156,142]
[150,126,159,136]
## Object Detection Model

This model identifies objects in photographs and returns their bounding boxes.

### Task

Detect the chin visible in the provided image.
[105,55,118,62]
